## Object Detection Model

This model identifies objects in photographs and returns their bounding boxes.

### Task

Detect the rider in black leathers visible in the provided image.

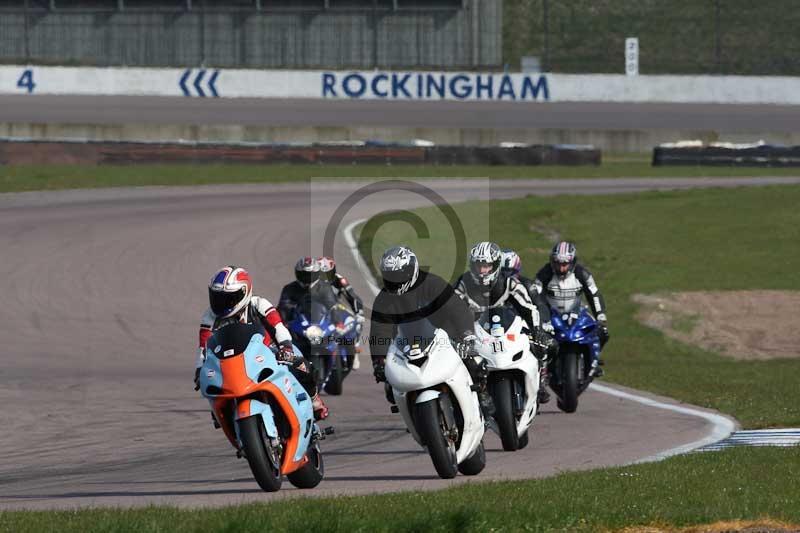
[277,256,340,322]
[369,246,496,416]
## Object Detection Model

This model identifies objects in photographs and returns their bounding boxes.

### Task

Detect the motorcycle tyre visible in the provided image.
[287,440,324,489]
[323,353,344,396]
[457,441,486,476]
[492,376,520,451]
[238,415,282,492]
[558,349,580,414]
[415,399,458,479]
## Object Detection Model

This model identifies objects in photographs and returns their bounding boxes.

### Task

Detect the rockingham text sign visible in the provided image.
[3,65,800,105]
[321,72,550,101]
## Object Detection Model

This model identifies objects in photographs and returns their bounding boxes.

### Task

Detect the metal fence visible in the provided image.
[0,0,502,69]
[504,0,800,75]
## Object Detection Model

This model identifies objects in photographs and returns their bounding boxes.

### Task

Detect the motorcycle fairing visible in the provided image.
[200,330,312,474]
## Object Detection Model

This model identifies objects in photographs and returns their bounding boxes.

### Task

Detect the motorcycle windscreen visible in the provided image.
[297,296,332,323]
[328,304,354,327]
[477,305,518,334]
[395,318,438,355]
[207,322,265,358]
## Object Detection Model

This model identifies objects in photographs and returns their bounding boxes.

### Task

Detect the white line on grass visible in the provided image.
[344,216,736,462]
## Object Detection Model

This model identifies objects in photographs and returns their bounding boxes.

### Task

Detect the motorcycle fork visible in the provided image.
[511,378,525,416]
[438,390,462,447]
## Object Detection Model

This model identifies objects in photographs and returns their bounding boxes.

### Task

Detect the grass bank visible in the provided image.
[1,162,800,193]
[358,185,800,428]
[1,447,798,532]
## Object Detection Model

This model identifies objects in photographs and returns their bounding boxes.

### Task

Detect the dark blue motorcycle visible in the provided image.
[287,299,359,396]
[548,301,602,413]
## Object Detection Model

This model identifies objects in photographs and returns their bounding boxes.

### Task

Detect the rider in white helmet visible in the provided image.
[533,241,609,377]
[454,242,555,403]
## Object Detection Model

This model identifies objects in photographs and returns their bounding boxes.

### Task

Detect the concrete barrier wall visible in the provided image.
[5,121,800,153]
[0,139,599,167]
[3,65,800,104]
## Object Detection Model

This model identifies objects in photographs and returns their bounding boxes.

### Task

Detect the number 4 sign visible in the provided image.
[17,69,36,94]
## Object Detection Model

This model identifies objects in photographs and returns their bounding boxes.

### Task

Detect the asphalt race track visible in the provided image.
[2,177,797,510]
[2,95,800,132]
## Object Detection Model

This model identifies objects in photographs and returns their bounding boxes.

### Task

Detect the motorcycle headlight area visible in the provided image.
[403,343,431,368]
[335,321,353,335]
[305,325,325,345]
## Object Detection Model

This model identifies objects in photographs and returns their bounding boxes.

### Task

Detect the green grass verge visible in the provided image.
[1,447,798,532]
[358,185,800,428]
[1,162,799,193]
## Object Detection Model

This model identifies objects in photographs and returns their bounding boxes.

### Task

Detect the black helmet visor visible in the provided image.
[209,287,246,316]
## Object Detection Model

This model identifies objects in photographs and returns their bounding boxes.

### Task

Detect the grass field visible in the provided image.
[2,447,798,532]
[1,162,800,193]
[358,185,800,428]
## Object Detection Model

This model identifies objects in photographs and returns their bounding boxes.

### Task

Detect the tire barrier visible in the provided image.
[652,141,800,167]
[0,138,600,166]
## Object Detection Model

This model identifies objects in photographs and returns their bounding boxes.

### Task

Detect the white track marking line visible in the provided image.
[344,217,737,463]
[589,382,736,463]
[344,218,382,296]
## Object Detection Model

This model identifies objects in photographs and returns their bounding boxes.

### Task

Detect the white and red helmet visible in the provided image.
[208,266,253,318]
[317,256,336,282]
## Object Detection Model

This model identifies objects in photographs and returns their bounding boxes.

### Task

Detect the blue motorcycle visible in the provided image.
[287,299,359,396]
[548,301,602,413]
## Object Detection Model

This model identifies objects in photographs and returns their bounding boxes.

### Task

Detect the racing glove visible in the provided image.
[529,328,557,361]
[597,314,610,345]
[277,343,296,364]
[455,333,478,360]
[373,358,386,383]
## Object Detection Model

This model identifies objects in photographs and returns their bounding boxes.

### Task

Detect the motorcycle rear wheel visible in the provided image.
[287,440,324,489]
[238,415,282,492]
[415,398,458,479]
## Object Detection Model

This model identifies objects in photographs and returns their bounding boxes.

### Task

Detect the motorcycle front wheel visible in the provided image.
[238,415,282,492]
[492,376,521,451]
[415,398,458,479]
[557,349,580,413]
[457,441,486,476]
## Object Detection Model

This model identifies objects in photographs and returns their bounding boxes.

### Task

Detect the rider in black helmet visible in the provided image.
[277,256,339,322]
[369,246,495,417]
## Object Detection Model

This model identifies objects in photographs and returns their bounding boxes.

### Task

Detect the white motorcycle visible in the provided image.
[385,319,486,479]
[474,306,540,451]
